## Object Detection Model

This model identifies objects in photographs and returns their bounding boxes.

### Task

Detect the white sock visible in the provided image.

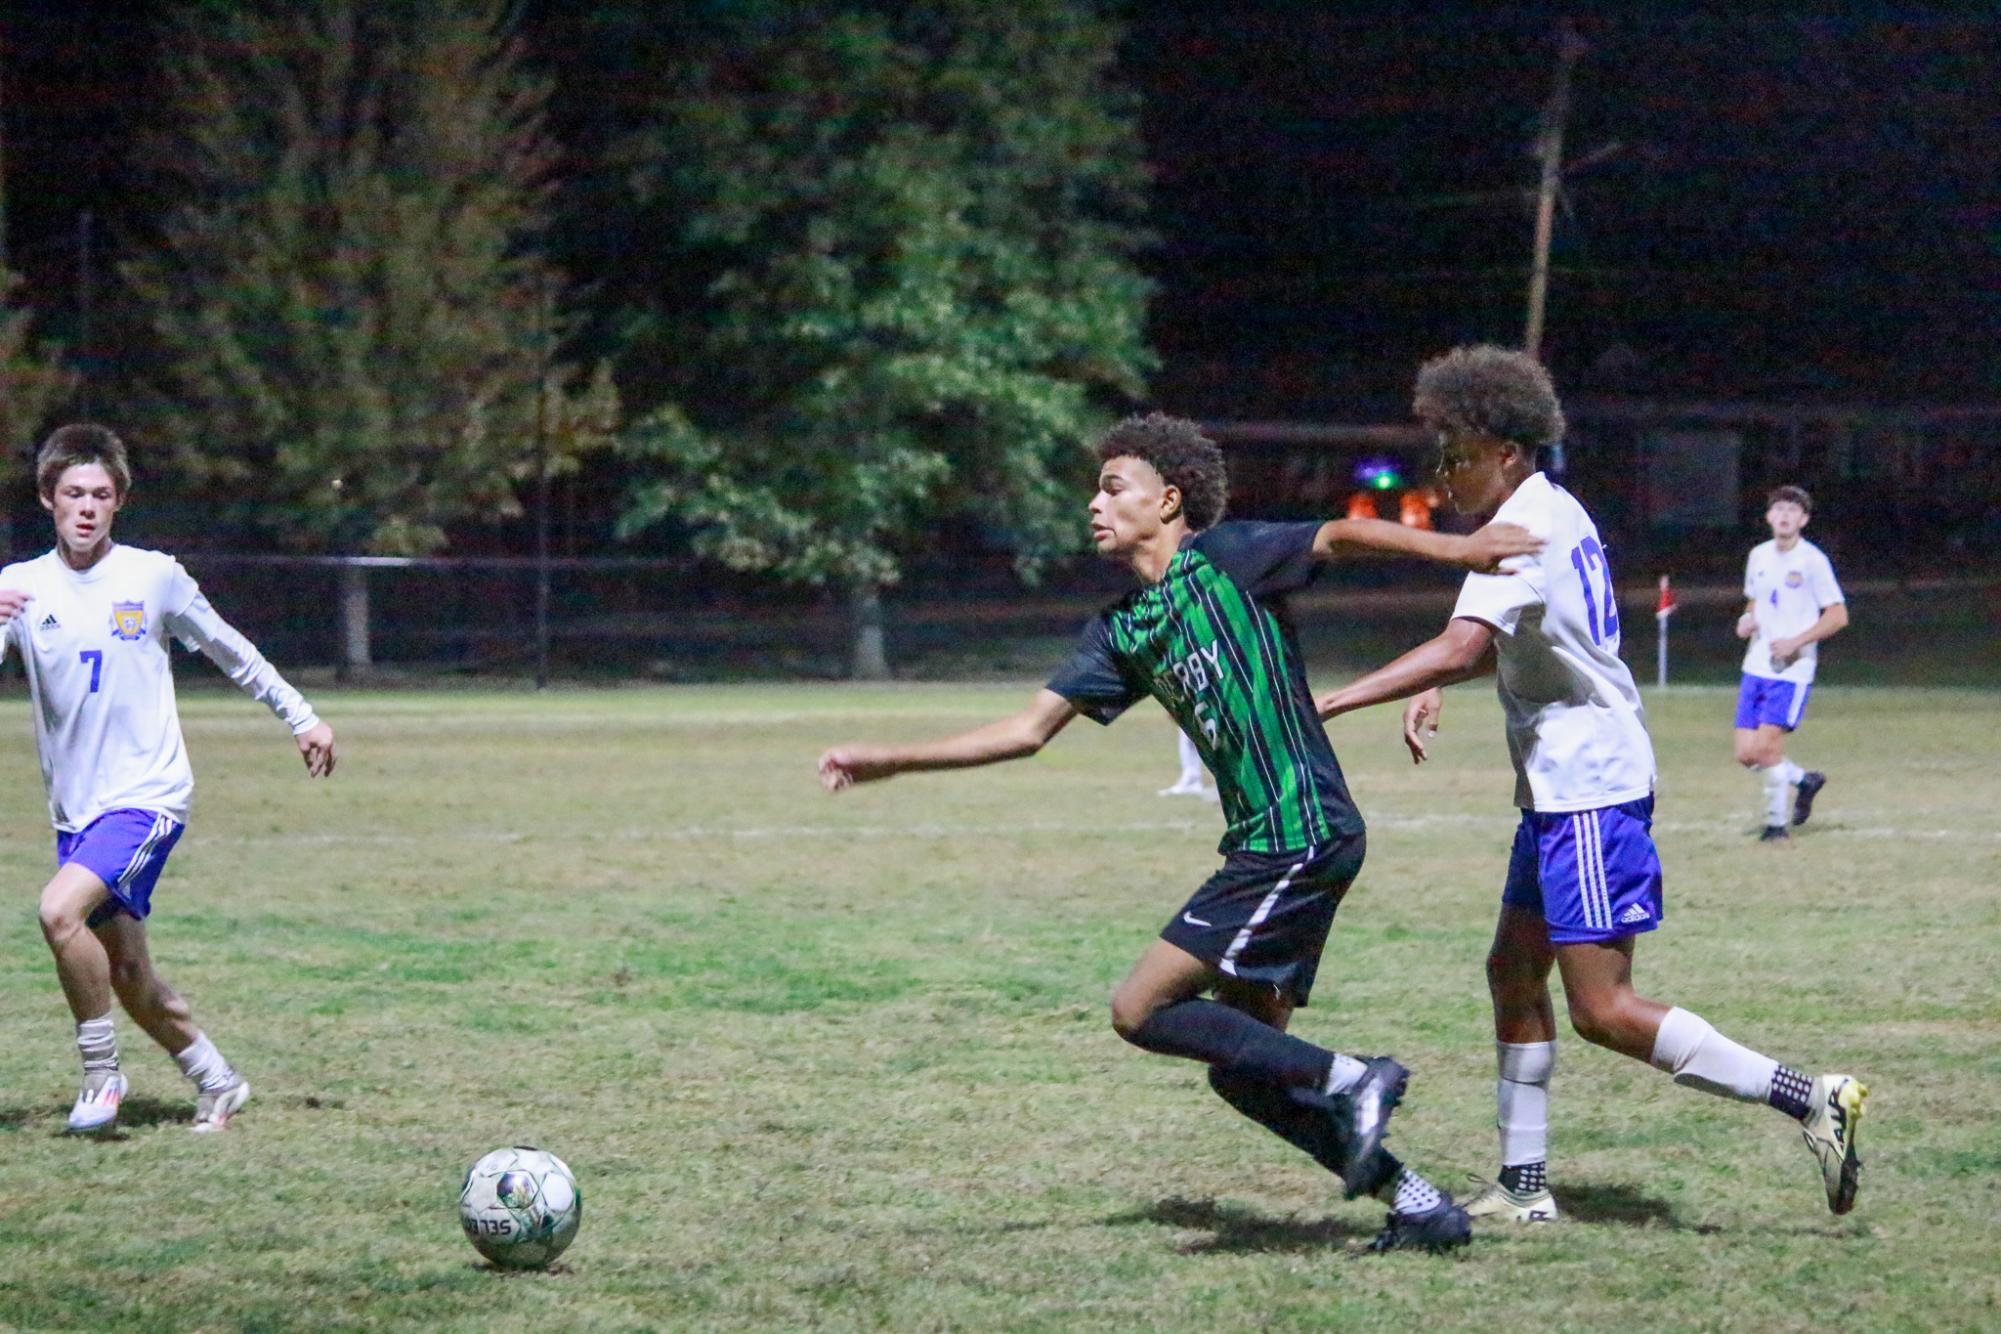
[1497,1039,1554,1169]
[173,1032,239,1093]
[1325,1052,1368,1096]
[1760,764,1791,826]
[1781,760,1805,785]
[1374,1165,1444,1215]
[1649,1006,1778,1103]
[76,1013,119,1072]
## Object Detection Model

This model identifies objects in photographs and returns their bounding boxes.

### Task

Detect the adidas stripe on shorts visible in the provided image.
[1501,796,1664,945]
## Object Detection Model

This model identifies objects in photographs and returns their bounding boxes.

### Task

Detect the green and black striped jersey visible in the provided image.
[1047,521,1363,855]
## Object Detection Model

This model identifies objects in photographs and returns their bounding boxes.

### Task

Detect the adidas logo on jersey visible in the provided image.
[1618,902,1651,924]
[38,614,59,630]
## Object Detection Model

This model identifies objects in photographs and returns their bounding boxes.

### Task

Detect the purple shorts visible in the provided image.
[1735,674,1811,731]
[1503,797,1664,945]
[57,809,185,929]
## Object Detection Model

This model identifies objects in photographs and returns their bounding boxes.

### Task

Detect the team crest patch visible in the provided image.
[110,601,148,641]
[1784,570,1805,588]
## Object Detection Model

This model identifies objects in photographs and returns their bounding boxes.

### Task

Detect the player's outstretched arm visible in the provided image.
[819,689,1080,791]
[167,587,332,776]
[1315,617,1497,721]
[1311,518,1541,572]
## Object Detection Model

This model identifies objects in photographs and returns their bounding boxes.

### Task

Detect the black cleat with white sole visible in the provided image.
[1367,1195,1473,1255]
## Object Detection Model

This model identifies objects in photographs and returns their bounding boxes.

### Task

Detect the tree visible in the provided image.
[0,268,74,495]
[616,0,1154,677]
[123,0,614,557]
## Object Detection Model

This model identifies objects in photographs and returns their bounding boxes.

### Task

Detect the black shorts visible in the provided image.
[1159,831,1366,1007]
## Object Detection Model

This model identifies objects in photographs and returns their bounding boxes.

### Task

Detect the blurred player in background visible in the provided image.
[0,424,337,1134]
[1734,486,1847,841]
[822,412,1541,1253]
[1319,348,1867,1227]
[1158,727,1216,799]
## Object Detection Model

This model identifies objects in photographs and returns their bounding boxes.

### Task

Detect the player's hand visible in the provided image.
[1735,612,1756,640]
[1461,522,1542,573]
[0,588,32,625]
[1768,635,1802,668]
[818,744,898,791]
[1402,689,1444,764]
[297,722,337,778]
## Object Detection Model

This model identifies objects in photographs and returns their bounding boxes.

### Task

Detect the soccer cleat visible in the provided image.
[1760,824,1790,842]
[67,1069,128,1133]
[1333,1056,1409,1199]
[192,1079,250,1134]
[1462,1175,1560,1223]
[1367,1195,1473,1254]
[1800,1073,1866,1214]
[1792,771,1827,826]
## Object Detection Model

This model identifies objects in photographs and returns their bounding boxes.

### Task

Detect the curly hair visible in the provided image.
[37,423,132,500]
[1412,345,1566,451]
[1095,412,1228,531]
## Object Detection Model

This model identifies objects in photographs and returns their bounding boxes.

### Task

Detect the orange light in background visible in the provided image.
[1346,491,1379,521]
[1399,491,1434,529]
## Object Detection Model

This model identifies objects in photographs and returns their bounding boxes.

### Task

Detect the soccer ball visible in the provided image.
[458,1145,582,1269]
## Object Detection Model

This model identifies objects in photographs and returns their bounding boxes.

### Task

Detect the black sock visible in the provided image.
[1768,1065,1813,1121]
[1125,998,1332,1090]
[1205,1068,1399,1196]
[1499,1161,1547,1194]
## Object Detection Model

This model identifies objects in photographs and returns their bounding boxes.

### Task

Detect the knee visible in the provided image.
[1108,987,1159,1043]
[1567,991,1640,1051]
[1567,1006,1616,1051]
[37,896,86,947]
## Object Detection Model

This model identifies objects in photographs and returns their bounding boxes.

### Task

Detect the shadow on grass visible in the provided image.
[1559,1180,1718,1233]
[1105,1195,1370,1254]
[0,1093,188,1138]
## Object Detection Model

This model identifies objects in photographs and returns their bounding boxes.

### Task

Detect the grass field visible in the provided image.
[0,681,1996,1331]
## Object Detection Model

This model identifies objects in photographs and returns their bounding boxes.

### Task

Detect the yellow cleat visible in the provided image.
[1800,1074,1866,1214]
[1462,1175,1559,1223]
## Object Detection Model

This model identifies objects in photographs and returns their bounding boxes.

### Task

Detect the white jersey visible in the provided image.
[1741,538,1843,685]
[0,545,319,832]
[1451,472,1656,813]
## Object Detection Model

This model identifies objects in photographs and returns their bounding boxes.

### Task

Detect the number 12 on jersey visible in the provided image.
[1568,538,1620,646]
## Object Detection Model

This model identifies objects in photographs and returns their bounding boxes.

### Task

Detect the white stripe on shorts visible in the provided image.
[1785,683,1808,728]
[1217,845,1314,977]
[1567,815,1588,929]
[1572,811,1607,930]
[1592,809,1613,929]
[116,814,173,890]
